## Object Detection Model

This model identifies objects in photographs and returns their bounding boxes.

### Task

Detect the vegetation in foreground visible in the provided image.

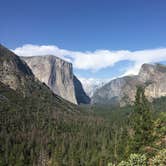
[0,84,165,166]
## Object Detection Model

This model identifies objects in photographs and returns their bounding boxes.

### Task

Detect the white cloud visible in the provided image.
[13,44,71,62]
[13,44,166,76]
[122,63,143,76]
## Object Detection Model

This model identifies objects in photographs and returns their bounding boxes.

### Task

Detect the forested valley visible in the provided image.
[0,82,165,166]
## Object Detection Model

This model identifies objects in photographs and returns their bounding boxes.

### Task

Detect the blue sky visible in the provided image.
[1,0,166,79]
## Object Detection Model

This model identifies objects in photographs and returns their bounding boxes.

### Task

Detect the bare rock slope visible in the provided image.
[22,56,90,104]
[92,63,166,106]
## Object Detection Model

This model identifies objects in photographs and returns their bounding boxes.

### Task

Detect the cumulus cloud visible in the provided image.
[13,44,72,62]
[13,44,166,76]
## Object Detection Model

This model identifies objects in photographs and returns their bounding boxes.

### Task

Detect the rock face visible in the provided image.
[0,44,79,111]
[22,56,77,104]
[139,64,166,99]
[73,76,90,104]
[92,63,166,106]
[22,56,90,104]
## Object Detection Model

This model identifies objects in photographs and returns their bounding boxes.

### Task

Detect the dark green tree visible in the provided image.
[130,86,153,153]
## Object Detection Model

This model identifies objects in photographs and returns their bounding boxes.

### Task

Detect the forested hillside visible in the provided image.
[0,81,165,165]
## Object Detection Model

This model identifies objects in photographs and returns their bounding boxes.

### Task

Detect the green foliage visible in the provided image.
[149,149,166,166]
[0,82,165,165]
[117,154,147,166]
[153,96,166,112]
[128,154,147,166]
[129,86,154,153]
[117,161,129,166]
[153,112,166,139]
[0,82,118,165]
[108,163,116,166]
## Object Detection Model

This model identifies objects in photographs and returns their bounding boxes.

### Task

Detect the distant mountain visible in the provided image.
[79,78,110,97]
[0,44,78,111]
[92,63,166,106]
[22,55,90,104]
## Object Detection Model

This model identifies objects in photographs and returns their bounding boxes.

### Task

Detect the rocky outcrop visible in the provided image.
[73,76,90,104]
[92,63,166,106]
[139,64,166,99]
[22,55,90,105]
[0,44,34,95]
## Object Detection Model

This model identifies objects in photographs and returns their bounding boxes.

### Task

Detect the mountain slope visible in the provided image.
[22,55,90,105]
[0,44,78,111]
[0,44,34,95]
[22,55,77,104]
[92,63,166,106]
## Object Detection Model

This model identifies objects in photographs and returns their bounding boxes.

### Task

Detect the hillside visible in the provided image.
[0,44,79,111]
[0,80,111,165]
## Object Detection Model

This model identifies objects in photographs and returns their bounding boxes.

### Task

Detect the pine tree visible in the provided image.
[130,86,153,153]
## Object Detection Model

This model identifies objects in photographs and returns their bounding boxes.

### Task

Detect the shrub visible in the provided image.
[149,149,166,166]
[117,153,147,166]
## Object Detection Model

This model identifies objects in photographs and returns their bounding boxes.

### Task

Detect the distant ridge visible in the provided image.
[92,63,166,106]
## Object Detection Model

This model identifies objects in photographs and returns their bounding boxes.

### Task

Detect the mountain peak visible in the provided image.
[139,63,166,81]
[21,55,77,104]
[140,63,166,73]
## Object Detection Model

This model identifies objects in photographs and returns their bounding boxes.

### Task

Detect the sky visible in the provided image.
[1,0,166,80]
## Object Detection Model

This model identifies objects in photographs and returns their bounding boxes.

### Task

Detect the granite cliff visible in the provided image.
[22,56,90,104]
[92,63,166,106]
